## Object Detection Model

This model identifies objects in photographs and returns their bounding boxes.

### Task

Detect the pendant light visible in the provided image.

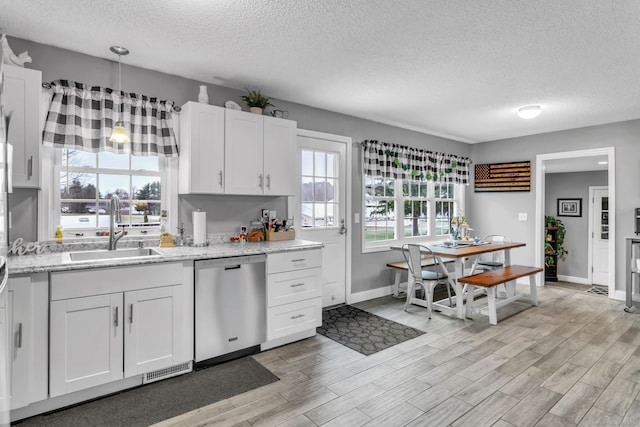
[109,46,130,143]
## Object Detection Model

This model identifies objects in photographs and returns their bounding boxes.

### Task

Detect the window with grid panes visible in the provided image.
[301,149,339,228]
[57,149,163,233]
[364,176,463,250]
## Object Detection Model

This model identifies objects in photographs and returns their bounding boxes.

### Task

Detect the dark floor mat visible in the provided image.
[317,305,424,356]
[16,356,279,427]
[586,285,608,296]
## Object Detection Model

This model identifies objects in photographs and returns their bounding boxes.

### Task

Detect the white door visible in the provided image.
[296,133,347,307]
[50,294,123,397]
[591,187,609,285]
[124,286,178,377]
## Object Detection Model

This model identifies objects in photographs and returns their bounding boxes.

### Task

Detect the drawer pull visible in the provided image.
[291,314,305,320]
[290,283,305,288]
[291,259,306,263]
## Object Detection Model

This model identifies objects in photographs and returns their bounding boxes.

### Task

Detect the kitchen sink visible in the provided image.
[65,247,163,262]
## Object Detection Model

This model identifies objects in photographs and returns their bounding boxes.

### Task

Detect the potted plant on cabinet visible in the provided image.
[240,89,273,115]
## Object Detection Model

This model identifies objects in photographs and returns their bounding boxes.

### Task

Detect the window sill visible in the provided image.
[362,236,451,254]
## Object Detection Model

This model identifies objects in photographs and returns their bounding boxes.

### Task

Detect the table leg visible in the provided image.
[465,284,475,318]
[504,249,516,297]
[454,259,466,319]
[393,270,401,296]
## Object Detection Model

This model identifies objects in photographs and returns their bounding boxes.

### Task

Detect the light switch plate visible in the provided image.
[354,213,360,223]
[518,213,527,221]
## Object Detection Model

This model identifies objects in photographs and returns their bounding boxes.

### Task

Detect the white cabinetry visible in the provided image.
[4,65,42,188]
[49,262,192,397]
[6,274,48,410]
[178,102,225,194]
[224,109,296,196]
[264,249,322,348]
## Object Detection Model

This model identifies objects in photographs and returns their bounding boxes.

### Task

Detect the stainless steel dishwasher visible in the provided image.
[195,255,266,366]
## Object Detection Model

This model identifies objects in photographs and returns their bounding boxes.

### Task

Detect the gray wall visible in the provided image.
[544,171,608,278]
[7,36,472,295]
[470,120,640,293]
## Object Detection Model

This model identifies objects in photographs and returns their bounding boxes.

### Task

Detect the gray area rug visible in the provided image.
[17,356,279,427]
[317,305,425,356]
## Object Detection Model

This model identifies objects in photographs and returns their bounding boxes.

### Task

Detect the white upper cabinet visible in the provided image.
[178,102,225,194]
[224,109,296,196]
[3,65,42,189]
[263,115,296,195]
[178,104,297,195]
[224,109,264,195]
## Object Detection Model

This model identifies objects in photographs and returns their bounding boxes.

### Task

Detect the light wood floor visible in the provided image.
[154,284,640,427]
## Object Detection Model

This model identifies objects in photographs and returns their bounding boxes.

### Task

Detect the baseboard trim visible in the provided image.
[557,275,590,285]
[349,286,394,305]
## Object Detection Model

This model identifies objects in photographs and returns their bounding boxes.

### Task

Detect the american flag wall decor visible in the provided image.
[474,161,531,192]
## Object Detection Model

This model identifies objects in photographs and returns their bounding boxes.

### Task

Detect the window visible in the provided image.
[55,149,165,234]
[364,176,464,251]
[301,149,339,228]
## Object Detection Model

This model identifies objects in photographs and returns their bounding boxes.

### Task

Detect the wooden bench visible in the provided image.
[387,257,453,297]
[457,265,543,325]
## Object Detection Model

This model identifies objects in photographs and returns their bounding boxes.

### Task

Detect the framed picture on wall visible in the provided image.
[557,198,582,217]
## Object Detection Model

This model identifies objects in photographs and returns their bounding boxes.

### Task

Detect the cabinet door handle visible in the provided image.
[219,170,223,188]
[129,304,134,324]
[291,314,305,320]
[114,306,119,327]
[27,156,33,179]
[290,283,305,288]
[258,174,263,189]
[266,174,271,190]
[16,323,22,348]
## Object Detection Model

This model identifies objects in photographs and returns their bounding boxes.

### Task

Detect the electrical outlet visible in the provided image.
[261,209,269,218]
[518,213,528,221]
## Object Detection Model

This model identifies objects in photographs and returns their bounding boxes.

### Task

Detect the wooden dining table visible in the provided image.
[392,241,526,319]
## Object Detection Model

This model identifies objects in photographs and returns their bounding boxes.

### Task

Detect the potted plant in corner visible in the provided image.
[544,215,568,258]
[240,89,273,115]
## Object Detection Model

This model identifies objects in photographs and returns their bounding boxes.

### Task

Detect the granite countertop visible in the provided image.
[8,239,323,275]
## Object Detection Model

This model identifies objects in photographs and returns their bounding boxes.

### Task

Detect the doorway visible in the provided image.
[535,147,616,298]
[589,186,609,286]
[293,129,352,307]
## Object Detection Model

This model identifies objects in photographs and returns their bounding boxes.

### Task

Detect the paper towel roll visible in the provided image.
[193,210,207,246]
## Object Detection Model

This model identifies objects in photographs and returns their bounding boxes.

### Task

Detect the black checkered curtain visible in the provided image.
[42,80,179,157]
[362,140,471,184]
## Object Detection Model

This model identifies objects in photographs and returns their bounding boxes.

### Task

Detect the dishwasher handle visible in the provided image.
[224,265,241,271]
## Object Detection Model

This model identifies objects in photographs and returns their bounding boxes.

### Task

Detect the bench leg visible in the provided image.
[529,274,539,306]
[487,287,498,325]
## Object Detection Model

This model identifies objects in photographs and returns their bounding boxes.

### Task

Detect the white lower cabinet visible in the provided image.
[49,262,192,398]
[265,249,323,346]
[7,274,48,410]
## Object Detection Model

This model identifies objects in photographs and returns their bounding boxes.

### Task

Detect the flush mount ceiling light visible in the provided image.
[109,45,130,144]
[517,105,542,119]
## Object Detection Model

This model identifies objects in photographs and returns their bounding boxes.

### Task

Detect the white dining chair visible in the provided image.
[477,234,511,271]
[401,244,455,318]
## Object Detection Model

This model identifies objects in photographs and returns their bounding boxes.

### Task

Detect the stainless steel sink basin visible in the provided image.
[65,247,163,262]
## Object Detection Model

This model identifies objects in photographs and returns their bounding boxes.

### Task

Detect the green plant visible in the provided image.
[545,255,556,267]
[240,89,274,109]
[545,215,568,257]
[544,240,555,255]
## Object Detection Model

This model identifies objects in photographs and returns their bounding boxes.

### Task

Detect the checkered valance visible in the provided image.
[42,80,179,157]
[362,140,471,184]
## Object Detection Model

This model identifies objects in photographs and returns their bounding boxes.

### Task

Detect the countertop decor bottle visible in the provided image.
[55,225,63,244]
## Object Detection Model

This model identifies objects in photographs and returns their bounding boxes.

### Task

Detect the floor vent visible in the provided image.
[586,285,608,296]
[143,361,192,384]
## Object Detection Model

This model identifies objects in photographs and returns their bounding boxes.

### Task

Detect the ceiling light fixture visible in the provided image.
[517,105,542,119]
[598,161,608,165]
[109,46,130,144]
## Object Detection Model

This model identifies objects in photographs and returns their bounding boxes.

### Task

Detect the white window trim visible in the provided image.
[39,148,176,240]
[361,178,465,253]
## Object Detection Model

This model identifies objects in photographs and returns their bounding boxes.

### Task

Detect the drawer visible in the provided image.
[267,267,321,307]
[266,297,322,340]
[267,249,322,274]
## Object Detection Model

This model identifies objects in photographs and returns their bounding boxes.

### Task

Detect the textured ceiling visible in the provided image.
[1,0,639,143]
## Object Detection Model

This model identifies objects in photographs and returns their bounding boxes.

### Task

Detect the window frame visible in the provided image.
[43,148,171,239]
[362,175,465,253]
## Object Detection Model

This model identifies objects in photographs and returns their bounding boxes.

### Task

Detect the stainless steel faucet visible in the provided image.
[108,194,125,250]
